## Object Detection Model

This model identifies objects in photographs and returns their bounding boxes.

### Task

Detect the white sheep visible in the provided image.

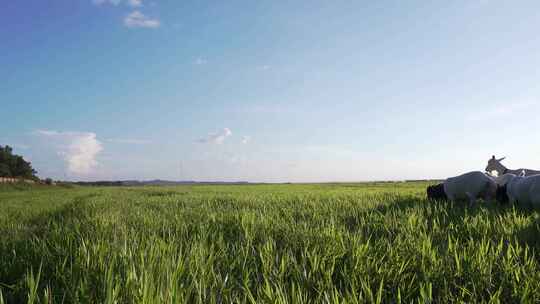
[495,173,540,208]
[428,171,497,205]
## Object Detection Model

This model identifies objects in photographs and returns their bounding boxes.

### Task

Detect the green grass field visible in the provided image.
[1,182,540,303]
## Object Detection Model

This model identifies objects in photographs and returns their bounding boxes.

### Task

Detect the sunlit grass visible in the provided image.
[1,182,539,303]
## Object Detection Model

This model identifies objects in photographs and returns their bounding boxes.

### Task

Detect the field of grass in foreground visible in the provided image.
[1,182,540,303]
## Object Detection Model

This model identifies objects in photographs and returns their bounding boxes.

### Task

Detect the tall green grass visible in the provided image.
[0,183,539,303]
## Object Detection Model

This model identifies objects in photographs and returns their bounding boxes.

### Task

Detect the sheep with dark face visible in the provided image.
[427,183,447,201]
[426,171,497,205]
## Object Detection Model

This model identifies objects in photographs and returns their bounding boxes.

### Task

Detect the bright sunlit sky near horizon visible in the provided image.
[2,0,540,182]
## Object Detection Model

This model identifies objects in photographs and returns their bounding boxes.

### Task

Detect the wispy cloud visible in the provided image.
[36,130,60,136]
[106,138,151,144]
[241,136,251,144]
[36,130,103,175]
[93,0,122,6]
[93,0,142,6]
[127,0,142,7]
[194,57,208,65]
[124,11,160,28]
[197,128,232,144]
[93,0,158,28]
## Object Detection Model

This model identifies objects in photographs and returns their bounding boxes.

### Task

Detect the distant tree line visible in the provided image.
[0,145,37,179]
[73,181,124,187]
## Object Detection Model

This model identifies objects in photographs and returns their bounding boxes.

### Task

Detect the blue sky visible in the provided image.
[2,0,540,182]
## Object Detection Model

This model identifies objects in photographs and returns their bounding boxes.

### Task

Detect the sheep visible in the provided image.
[426,171,497,205]
[485,155,540,177]
[426,183,446,201]
[494,173,540,208]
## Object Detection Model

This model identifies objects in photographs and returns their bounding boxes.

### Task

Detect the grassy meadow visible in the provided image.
[1,182,540,303]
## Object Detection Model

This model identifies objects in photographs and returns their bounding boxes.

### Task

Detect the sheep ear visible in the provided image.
[492,155,496,160]
[497,157,506,162]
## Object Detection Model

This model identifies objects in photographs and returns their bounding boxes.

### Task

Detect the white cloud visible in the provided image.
[194,57,207,65]
[67,134,103,175]
[93,0,142,6]
[36,130,103,175]
[241,136,251,144]
[36,130,60,136]
[127,0,142,7]
[198,128,232,144]
[124,11,160,28]
[93,0,122,5]
[107,138,150,144]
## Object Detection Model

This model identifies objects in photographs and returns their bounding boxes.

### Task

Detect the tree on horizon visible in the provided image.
[0,145,37,179]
